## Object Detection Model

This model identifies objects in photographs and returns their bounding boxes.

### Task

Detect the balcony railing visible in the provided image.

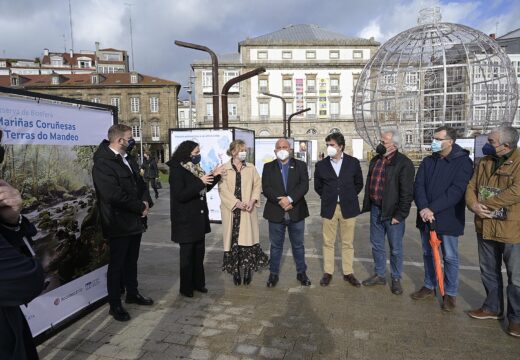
[330,86,340,93]
[283,87,293,93]
[306,87,316,93]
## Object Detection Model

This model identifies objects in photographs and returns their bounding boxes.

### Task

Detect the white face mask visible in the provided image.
[327,146,338,157]
[238,151,247,161]
[276,149,289,161]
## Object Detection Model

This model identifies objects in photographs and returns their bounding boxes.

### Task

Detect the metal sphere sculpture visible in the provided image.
[353,8,518,151]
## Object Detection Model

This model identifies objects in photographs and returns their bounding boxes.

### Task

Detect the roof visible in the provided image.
[0,72,180,88]
[192,53,241,66]
[497,28,520,54]
[41,52,96,66]
[238,24,380,47]
[497,28,520,40]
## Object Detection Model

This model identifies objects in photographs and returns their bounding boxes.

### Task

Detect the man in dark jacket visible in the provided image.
[412,126,473,311]
[315,132,364,287]
[362,128,415,295]
[92,124,154,322]
[262,138,311,287]
[141,153,159,199]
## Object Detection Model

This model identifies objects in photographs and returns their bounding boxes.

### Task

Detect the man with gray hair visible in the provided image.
[466,125,520,338]
[361,128,415,295]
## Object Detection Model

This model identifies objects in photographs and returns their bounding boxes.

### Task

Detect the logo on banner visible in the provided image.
[85,278,100,291]
[54,298,61,306]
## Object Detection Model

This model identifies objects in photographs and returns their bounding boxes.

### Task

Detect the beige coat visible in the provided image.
[466,149,520,243]
[219,161,262,251]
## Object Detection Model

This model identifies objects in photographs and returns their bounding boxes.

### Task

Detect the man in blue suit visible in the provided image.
[314,132,364,287]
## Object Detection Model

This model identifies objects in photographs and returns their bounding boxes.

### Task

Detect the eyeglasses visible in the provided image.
[433,138,451,141]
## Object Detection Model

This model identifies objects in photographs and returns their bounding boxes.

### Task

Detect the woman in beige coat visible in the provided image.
[219,140,269,285]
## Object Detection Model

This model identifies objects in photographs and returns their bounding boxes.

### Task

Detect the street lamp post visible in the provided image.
[183,73,195,128]
[139,113,144,164]
[287,107,311,138]
[222,67,266,128]
[262,92,286,137]
[175,40,219,129]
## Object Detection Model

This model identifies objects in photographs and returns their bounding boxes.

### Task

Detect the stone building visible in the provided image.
[0,71,180,162]
[191,24,379,159]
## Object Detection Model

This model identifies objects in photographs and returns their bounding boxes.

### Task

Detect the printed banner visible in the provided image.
[319,78,328,118]
[295,78,304,114]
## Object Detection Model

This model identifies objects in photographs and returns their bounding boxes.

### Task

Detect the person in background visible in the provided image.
[141,153,160,199]
[412,126,473,311]
[92,124,154,322]
[168,141,224,297]
[262,138,311,288]
[466,125,520,338]
[219,140,268,286]
[361,128,415,295]
[314,132,363,287]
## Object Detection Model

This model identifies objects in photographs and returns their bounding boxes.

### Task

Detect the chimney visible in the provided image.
[489,33,496,40]
[43,48,49,56]
[69,49,73,58]
[95,41,100,51]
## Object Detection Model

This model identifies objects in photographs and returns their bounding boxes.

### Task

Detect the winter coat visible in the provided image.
[92,140,152,238]
[141,157,159,179]
[466,148,520,243]
[362,151,415,222]
[314,154,363,219]
[219,161,261,251]
[167,160,220,244]
[414,143,473,236]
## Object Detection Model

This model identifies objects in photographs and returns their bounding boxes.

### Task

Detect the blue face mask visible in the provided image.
[431,139,442,153]
[125,138,136,153]
[191,154,201,164]
[482,143,498,156]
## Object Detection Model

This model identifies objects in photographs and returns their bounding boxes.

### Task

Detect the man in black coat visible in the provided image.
[92,124,154,322]
[361,128,415,295]
[262,138,311,287]
[314,132,364,287]
[141,153,159,199]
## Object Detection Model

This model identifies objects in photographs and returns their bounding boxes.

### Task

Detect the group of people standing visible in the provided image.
[91,123,520,340]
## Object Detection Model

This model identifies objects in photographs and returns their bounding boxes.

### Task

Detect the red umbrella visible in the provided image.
[429,222,445,296]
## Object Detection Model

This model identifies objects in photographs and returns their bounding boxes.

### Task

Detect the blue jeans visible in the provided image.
[420,228,459,296]
[477,233,520,322]
[370,205,405,279]
[268,219,307,275]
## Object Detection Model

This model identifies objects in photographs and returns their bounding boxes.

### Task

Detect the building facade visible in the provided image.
[497,28,520,124]
[0,71,180,162]
[178,99,197,128]
[191,24,379,158]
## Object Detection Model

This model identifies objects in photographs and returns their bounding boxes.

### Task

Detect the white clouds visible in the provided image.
[359,19,383,40]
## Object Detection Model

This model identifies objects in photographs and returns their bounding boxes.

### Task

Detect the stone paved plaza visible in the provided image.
[37,174,520,359]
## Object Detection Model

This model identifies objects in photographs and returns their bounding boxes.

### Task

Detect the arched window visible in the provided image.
[329,127,341,134]
[306,128,318,135]
[258,129,271,137]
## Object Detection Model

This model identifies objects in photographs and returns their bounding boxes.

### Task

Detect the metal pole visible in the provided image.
[175,40,219,129]
[188,75,194,128]
[287,107,311,138]
[139,114,144,164]
[221,67,266,128]
[262,92,286,137]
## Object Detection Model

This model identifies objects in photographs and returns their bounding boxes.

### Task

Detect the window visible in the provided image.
[91,75,99,84]
[179,111,185,119]
[150,97,159,113]
[10,77,19,86]
[259,78,268,93]
[111,97,120,112]
[306,128,318,135]
[257,51,268,60]
[130,97,140,113]
[224,70,240,92]
[405,131,413,145]
[50,57,63,66]
[330,78,340,93]
[206,103,213,121]
[259,129,271,136]
[282,51,292,59]
[91,98,100,103]
[78,60,91,68]
[130,73,138,84]
[307,101,316,118]
[151,124,160,141]
[353,50,363,59]
[405,72,417,85]
[329,50,340,59]
[306,78,316,93]
[306,51,316,59]
[330,127,341,134]
[228,103,238,120]
[330,102,340,119]
[259,103,269,119]
[131,125,141,140]
[51,76,59,85]
[286,102,293,116]
[202,71,212,92]
[283,78,292,93]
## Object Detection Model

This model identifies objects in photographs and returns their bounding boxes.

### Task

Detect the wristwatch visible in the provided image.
[0,214,23,232]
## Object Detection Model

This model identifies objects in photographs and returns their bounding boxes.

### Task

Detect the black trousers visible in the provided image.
[146,178,159,198]
[107,233,142,306]
[179,239,205,293]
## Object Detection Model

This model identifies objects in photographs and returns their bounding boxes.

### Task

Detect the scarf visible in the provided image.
[181,161,207,195]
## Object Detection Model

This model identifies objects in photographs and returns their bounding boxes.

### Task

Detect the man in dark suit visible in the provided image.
[314,132,364,287]
[92,124,154,322]
[262,138,311,287]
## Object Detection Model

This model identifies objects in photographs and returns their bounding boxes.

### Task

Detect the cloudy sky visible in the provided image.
[1,0,519,98]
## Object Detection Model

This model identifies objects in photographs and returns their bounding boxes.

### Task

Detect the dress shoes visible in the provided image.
[179,290,194,298]
[362,274,387,286]
[296,272,311,286]
[320,273,332,286]
[233,272,242,286]
[343,273,361,287]
[507,321,520,337]
[195,287,208,293]
[243,268,252,285]
[391,279,403,295]
[109,304,130,322]
[411,286,435,300]
[125,293,154,305]
[441,295,456,312]
[266,273,279,287]
[467,308,503,320]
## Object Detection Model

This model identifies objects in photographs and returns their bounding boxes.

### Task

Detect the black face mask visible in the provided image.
[375,143,387,155]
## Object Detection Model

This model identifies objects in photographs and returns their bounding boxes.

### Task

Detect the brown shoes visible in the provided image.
[411,286,435,300]
[343,273,361,287]
[320,273,332,286]
[507,321,520,337]
[467,308,504,320]
[441,295,456,312]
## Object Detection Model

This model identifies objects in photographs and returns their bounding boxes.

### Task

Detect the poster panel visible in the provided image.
[169,128,233,222]
[234,128,255,164]
[0,93,114,337]
[295,78,304,113]
[456,138,475,161]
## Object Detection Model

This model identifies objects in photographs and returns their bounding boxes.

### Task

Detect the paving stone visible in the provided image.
[234,344,259,355]
[163,332,192,345]
[259,346,285,359]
